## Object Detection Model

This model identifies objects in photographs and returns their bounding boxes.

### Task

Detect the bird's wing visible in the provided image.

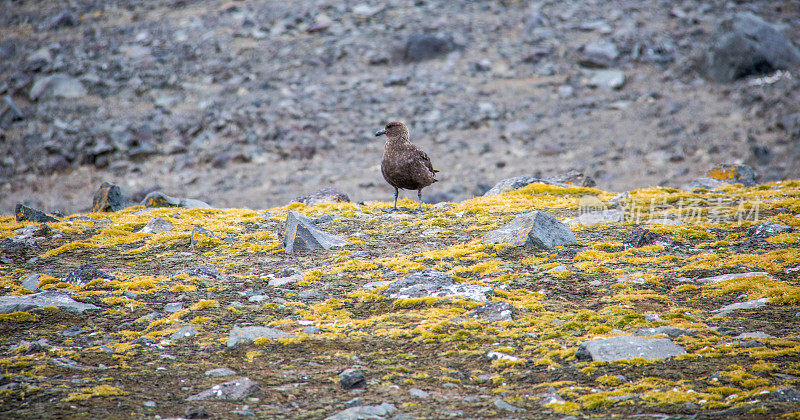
[415,149,438,174]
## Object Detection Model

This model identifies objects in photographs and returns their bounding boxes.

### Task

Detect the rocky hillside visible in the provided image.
[2,0,800,214]
[1,177,799,418]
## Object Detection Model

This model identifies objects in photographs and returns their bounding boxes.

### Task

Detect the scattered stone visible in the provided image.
[325,403,397,420]
[383,269,493,302]
[778,112,800,139]
[748,222,792,240]
[185,406,209,419]
[585,69,626,90]
[352,4,383,19]
[634,326,689,339]
[268,272,302,287]
[765,388,800,402]
[409,388,429,398]
[302,326,321,335]
[623,227,682,249]
[686,164,757,190]
[187,377,261,401]
[46,11,77,30]
[0,291,100,314]
[139,217,174,234]
[404,33,456,62]
[164,302,184,313]
[575,335,686,362]
[227,326,295,348]
[206,368,237,377]
[170,326,198,340]
[713,298,769,317]
[567,209,624,226]
[339,368,366,390]
[469,301,513,322]
[64,263,116,285]
[15,203,59,223]
[494,398,526,413]
[482,211,577,249]
[60,327,86,336]
[704,12,800,83]
[182,265,224,279]
[697,271,773,285]
[284,210,347,253]
[487,351,521,362]
[190,227,219,246]
[29,73,87,100]
[383,74,410,86]
[92,182,126,212]
[141,191,211,209]
[294,187,351,206]
[21,273,40,291]
[734,331,773,340]
[578,40,619,68]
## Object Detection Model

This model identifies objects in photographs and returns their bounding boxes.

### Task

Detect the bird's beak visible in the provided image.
[375,129,386,137]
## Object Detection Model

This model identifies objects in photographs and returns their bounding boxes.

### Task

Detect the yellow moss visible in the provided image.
[41,241,98,258]
[0,311,39,322]
[596,374,622,386]
[64,385,127,401]
[190,299,219,311]
[100,296,144,307]
[750,360,778,372]
[545,401,580,415]
[674,284,699,293]
[704,274,800,304]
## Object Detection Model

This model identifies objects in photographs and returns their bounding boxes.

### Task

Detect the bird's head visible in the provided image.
[375,121,409,140]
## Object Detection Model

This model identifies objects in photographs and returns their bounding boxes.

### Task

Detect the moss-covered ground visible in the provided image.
[1,181,800,418]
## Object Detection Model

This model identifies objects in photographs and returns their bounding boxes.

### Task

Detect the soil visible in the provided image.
[1,0,800,215]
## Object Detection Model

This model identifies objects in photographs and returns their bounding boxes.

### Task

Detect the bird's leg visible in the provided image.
[416,189,423,212]
[391,187,399,212]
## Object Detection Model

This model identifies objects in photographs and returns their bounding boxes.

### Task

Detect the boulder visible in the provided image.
[284,211,347,253]
[482,211,577,249]
[575,335,686,362]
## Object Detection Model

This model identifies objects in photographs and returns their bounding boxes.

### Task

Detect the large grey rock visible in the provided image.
[92,182,126,212]
[325,403,398,420]
[383,269,493,302]
[15,203,59,223]
[623,227,682,250]
[29,73,87,100]
[585,69,626,90]
[227,326,295,348]
[339,368,366,389]
[469,301,514,322]
[186,377,260,401]
[404,33,456,62]
[494,398,526,413]
[567,209,624,226]
[0,291,100,314]
[284,211,347,253]
[483,171,596,196]
[141,191,211,209]
[170,326,198,341]
[634,326,689,339]
[294,187,350,206]
[748,222,792,239]
[575,335,686,362]
[697,272,773,284]
[579,40,619,68]
[138,217,174,234]
[482,211,577,249]
[21,273,40,292]
[704,12,800,83]
[64,263,116,285]
[713,298,769,317]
